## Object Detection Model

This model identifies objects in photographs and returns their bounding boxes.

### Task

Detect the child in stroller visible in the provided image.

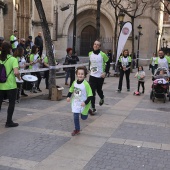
[150,67,170,102]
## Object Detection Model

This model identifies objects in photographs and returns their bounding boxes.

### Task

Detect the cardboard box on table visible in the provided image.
[51,86,64,101]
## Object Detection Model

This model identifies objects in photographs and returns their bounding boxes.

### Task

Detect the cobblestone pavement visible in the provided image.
[1,66,170,170]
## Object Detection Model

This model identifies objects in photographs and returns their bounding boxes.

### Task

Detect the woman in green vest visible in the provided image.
[150,52,157,75]
[0,42,20,127]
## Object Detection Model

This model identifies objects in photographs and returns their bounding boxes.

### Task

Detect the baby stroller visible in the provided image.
[150,67,170,103]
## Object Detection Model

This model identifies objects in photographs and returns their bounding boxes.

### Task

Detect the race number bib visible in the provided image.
[91,66,98,73]
[74,87,82,97]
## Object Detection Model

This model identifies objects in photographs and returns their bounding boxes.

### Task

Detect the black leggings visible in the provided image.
[118,69,130,91]
[137,81,145,92]
[31,72,42,89]
[70,69,75,87]
[0,89,17,123]
[89,76,104,109]
[44,71,49,89]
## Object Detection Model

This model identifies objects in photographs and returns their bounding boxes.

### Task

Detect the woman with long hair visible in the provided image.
[0,42,20,127]
[29,45,42,92]
[117,49,132,92]
[13,47,29,98]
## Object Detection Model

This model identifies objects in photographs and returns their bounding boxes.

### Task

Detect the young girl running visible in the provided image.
[67,66,93,136]
[135,66,145,93]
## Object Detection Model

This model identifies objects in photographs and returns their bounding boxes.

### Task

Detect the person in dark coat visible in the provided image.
[25,36,34,49]
[34,32,43,57]
[17,38,27,56]
[65,48,79,87]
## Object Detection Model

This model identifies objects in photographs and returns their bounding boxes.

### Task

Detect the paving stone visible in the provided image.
[22,113,94,132]
[15,98,57,110]
[127,110,170,124]
[84,143,170,170]
[0,109,34,124]
[0,130,70,162]
[135,98,170,110]
[0,165,23,170]
[112,122,170,144]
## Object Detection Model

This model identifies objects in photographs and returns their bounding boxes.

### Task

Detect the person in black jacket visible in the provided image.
[65,48,79,87]
[17,38,27,56]
[34,32,43,57]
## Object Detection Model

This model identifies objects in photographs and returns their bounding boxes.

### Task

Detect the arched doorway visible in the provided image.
[80,25,96,56]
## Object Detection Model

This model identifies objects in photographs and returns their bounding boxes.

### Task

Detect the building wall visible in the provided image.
[0,0,4,37]
[1,0,163,62]
[3,0,16,41]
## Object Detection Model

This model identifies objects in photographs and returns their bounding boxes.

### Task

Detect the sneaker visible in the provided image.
[88,109,96,116]
[21,93,28,97]
[32,90,37,93]
[127,89,130,92]
[71,130,80,136]
[116,89,121,93]
[15,100,19,104]
[37,89,42,92]
[65,83,69,85]
[142,91,144,94]
[5,121,19,128]
[99,97,104,106]
[92,108,97,114]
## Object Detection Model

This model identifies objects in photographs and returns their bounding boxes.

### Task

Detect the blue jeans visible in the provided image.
[74,113,88,130]
[65,70,70,83]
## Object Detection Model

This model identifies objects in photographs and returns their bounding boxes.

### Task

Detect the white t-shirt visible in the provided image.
[14,36,18,48]
[158,58,168,69]
[32,54,40,69]
[90,53,103,78]
[121,57,129,66]
[18,57,26,71]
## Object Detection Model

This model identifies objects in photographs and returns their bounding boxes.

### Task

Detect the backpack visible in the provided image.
[0,57,13,83]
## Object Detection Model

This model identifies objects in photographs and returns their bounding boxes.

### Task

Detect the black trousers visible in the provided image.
[89,75,104,109]
[70,69,75,87]
[0,89,17,123]
[31,72,42,89]
[44,70,49,89]
[118,69,130,91]
[137,81,145,92]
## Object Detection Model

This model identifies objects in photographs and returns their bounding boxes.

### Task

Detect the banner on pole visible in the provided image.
[116,22,132,64]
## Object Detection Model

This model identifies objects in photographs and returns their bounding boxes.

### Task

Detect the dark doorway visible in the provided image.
[80,25,96,56]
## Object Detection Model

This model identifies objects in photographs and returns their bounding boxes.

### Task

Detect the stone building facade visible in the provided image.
[0,0,163,60]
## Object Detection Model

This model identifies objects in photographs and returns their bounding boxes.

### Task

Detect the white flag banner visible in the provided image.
[116,22,132,64]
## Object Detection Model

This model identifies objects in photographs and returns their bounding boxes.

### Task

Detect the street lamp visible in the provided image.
[118,10,125,29]
[155,30,160,55]
[60,0,78,54]
[136,24,143,68]
[162,38,165,48]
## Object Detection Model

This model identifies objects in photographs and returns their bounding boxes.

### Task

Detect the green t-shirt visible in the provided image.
[44,56,48,64]
[0,55,18,90]
[10,35,18,49]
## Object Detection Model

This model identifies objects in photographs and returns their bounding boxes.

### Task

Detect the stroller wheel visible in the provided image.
[150,91,153,100]
[152,95,155,102]
[164,94,166,103]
